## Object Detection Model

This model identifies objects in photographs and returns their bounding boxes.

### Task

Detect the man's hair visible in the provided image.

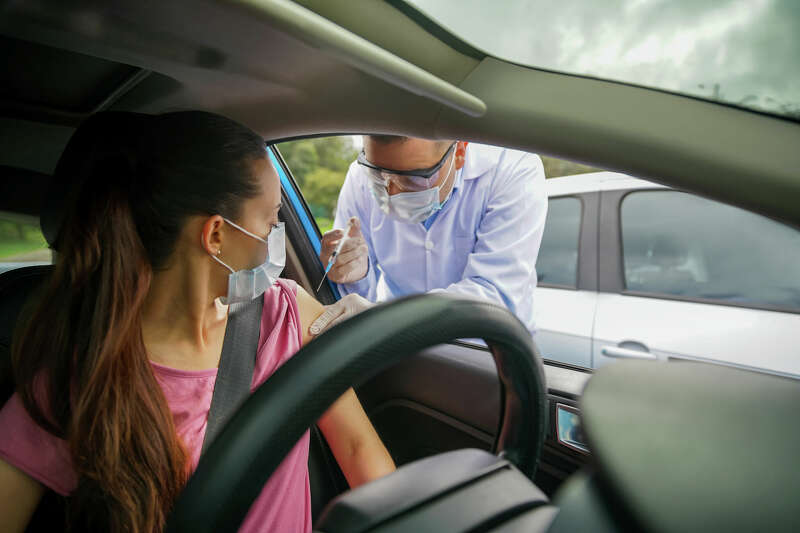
[367,134,410,145]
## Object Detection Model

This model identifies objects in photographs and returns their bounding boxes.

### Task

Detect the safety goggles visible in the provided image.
[357,142,456,193]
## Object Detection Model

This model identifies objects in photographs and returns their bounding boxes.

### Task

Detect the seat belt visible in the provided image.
[201,295,264,455]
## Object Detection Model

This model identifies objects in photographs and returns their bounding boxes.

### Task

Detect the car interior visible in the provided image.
[1,1,798,532]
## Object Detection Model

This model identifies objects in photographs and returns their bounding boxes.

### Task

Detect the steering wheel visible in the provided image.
[166,293,547,532]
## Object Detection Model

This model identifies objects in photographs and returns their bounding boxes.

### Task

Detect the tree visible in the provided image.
[277,137,358,218]
[312,137,357,172]
[302,167,347,219]
[277,140,318,188]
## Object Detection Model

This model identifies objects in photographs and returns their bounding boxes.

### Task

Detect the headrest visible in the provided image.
[40,112,152,250]
[0,165,52,218]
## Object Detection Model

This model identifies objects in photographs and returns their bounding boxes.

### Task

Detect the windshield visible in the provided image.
[402,0,800,121]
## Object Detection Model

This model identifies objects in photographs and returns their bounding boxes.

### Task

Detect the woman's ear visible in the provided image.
[200,215,226,256]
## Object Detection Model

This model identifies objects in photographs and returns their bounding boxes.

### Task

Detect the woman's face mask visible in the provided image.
[208,218,285,305]
[369,152,456,224]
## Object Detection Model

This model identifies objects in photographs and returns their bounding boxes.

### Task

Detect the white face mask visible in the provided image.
[208,219,285,305]
[369,153,456,224]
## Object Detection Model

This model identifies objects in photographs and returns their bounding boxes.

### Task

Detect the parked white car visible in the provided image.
[533,172,800,379]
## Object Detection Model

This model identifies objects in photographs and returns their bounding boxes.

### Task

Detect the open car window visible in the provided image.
[276,135,596,352]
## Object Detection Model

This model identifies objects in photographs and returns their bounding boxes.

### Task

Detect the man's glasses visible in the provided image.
[357,143,456,193]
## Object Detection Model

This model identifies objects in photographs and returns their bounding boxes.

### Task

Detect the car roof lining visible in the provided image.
[0,34,150,124]
[0,0,798,228]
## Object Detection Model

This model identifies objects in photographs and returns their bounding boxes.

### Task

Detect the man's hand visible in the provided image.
[319,217,369,284]
[309,294,373,336]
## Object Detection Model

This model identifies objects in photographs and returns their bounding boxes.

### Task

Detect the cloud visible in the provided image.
[409,0,799,117]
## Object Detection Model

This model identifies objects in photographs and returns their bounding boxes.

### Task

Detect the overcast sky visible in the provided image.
[408,0,799,117]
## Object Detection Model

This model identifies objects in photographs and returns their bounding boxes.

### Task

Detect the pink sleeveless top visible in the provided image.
[0,278,311,533]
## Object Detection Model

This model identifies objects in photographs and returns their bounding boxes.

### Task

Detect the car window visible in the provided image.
[276,135,592,337]
[621,190,800,312]
[536,197,581,288]
[0,212,52,274]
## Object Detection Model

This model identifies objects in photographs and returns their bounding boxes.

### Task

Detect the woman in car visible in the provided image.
[0,111,395,532]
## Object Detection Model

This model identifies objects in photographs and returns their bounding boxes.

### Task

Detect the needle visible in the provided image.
[316,221,354,292]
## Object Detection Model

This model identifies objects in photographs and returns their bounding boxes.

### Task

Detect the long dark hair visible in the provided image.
[11,111,267,531]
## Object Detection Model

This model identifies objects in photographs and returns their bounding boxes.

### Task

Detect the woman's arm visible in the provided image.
[0,457,45,532]
[296,286,396,487]
[317,389,396,488]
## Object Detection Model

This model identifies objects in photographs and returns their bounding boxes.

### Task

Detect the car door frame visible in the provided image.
[595,185,668,366]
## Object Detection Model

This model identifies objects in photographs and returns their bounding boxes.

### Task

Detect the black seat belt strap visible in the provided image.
[201,296,263,455]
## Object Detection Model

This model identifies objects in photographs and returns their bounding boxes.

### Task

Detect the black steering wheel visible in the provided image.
[166,293,547,532]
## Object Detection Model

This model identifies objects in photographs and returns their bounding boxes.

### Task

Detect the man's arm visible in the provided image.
[431,151,548,330]
[328,163,381,301]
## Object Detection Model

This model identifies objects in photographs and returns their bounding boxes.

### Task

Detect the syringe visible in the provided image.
[316,220,355,292]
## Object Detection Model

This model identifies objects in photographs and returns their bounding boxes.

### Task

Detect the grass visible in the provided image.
[0,240,49,260]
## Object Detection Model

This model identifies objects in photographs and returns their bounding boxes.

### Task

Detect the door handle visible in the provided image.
[601,345,656,360]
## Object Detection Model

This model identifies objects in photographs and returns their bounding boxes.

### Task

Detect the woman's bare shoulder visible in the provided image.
[0,457,45,532]
[294,285,325,346]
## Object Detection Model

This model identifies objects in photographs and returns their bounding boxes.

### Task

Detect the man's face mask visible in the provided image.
[208,218,285,305]
[360,143,457,224]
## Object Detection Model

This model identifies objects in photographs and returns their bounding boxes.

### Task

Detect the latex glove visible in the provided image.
[319,217,369,284]
[309,293,374,336]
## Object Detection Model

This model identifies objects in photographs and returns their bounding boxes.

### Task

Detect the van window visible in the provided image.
[536,197,582,288]
[621,191,800,312]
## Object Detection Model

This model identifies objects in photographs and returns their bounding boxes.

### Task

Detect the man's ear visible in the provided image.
[454,141,469,170]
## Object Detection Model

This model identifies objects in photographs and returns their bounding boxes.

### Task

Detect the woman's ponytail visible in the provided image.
[13,116,189,531]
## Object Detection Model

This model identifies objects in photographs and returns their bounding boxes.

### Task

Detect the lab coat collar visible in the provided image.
[460,143,501,180]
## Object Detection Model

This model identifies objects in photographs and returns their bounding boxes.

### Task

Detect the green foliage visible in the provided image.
[0,220,44,242]
[316,217,333,234]
[0,219,48,259]
[303,167,346,220]
[0,241,48,259]
[277,137,357,222]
